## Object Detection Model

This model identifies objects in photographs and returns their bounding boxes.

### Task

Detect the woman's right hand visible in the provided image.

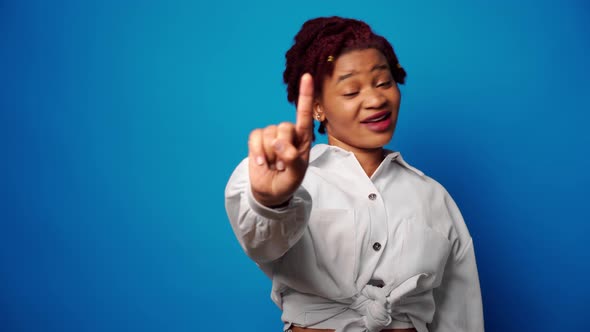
[248,73,315,208]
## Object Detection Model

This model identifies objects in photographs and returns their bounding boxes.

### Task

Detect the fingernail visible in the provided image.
[276,160,285,171]
[274,140,284,152]
[256,156,265,166]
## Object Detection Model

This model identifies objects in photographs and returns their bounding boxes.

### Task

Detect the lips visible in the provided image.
[360,111,393,132]
[361,111,391,123]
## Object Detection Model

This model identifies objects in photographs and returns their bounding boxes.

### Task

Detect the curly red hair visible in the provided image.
[283,16,407,135]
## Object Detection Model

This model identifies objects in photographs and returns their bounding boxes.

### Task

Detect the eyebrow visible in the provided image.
[336,64,390,83]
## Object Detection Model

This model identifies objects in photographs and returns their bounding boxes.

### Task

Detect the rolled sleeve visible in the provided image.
[225,158,312,263]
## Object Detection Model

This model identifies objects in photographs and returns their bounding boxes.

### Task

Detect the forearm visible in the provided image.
[225,159,312,263]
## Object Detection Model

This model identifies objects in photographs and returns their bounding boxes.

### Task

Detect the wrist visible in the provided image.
[251,189,292,209]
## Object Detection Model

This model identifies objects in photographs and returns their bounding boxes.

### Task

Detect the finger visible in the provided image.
[262,125,278,165]
[274,122,297,171]
[248,129,265,167]
[295,73,314,140]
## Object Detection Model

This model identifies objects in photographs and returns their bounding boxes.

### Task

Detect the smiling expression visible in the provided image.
[314,48,401,153]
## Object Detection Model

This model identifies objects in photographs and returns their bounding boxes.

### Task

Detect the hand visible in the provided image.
[248,73,314,207]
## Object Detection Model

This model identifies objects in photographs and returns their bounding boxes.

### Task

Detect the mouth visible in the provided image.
[360,111,392,132]
[361,111,391,123]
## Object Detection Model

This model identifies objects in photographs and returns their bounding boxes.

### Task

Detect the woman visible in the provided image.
[225,16,484,332]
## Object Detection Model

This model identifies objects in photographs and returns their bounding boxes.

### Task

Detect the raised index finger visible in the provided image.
[295,73,314,138]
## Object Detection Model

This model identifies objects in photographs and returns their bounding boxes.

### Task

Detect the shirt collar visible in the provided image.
[310,144,424,177]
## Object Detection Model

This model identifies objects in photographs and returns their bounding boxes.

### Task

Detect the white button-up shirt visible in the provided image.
[225,144,484,332]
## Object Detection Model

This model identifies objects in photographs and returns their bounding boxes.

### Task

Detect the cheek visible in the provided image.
[325,100,358,123]
[326,112,357,133]
[394,88,402,105]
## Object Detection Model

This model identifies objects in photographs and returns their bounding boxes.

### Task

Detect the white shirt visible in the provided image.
[225,144,484,332]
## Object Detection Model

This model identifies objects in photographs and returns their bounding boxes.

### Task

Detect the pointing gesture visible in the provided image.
[295,73,315,149]
[249,74,315,207]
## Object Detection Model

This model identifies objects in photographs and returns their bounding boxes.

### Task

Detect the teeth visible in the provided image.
[366,114,388,123]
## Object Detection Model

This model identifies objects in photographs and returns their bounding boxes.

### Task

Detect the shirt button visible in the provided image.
[368,193,377,200]
[373,242,382,251]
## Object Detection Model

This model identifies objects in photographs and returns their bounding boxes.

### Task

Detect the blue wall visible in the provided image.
[2,0,589,330]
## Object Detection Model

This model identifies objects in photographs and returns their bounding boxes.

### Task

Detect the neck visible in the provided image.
[352,147,385,178]
[327,139,386,177]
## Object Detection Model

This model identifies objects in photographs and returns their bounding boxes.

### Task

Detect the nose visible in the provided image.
[363,88,387,110]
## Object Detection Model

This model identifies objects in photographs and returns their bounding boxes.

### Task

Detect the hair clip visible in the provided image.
[327,55,335,62]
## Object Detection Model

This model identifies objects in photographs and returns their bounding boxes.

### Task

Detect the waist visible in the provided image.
[289,327,416,332]
[281,288,417,330]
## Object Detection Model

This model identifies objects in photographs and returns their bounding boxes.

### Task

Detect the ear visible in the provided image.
[313,100,326,122]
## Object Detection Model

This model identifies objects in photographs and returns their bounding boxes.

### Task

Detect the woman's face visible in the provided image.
[316,48,401,153]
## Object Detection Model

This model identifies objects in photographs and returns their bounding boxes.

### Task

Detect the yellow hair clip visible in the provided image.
[327,55,335,62]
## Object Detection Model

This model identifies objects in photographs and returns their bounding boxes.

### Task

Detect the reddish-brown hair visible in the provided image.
[283,16,407,135]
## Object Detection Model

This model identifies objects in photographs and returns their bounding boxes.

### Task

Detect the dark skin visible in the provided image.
[248,73,314,208]
[314,48,400,177]
[249,48,400,207]
[250,50,414,331]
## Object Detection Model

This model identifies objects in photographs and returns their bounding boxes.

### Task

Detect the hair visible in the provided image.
[283,16,407,136]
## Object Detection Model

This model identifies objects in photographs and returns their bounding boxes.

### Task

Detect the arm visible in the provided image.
[225,158,312,264]
[429,239,484,331]
[225,74,315,264]
[429,191,485,331]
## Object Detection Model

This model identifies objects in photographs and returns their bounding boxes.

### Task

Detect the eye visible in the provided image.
[342,91,359,98]
[377,80,393,88]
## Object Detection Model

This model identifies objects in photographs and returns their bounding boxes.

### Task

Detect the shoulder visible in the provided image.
[389,152,449,202]
[390,153,473,255]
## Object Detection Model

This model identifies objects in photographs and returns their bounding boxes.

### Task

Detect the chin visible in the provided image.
[359,133,394,149]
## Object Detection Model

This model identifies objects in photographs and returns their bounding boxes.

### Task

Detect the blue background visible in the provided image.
[2,0,589,331]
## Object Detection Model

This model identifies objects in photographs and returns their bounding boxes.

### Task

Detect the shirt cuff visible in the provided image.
[247,186,296,220]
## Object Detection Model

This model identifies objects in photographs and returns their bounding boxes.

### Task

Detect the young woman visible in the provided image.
[225,16,484,332]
